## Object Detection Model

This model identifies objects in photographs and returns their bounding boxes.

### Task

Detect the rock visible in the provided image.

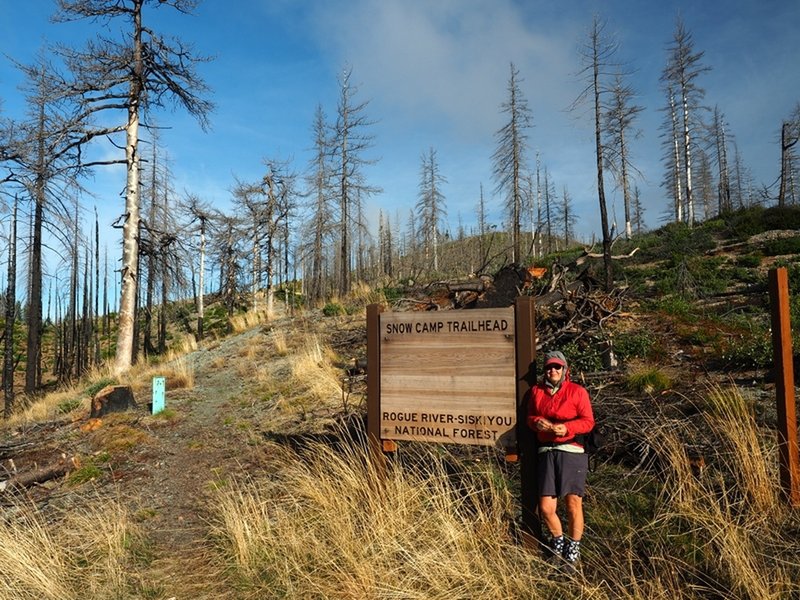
[90,385,137,418]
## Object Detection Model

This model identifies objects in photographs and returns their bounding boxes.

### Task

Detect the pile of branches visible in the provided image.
[390,259,628,355]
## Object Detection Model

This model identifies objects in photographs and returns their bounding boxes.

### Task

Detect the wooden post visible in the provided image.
[366,303,387,477]
[768,268,800,507]
[515,296,540,547]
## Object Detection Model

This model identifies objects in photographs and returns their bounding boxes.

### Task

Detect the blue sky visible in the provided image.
[1,0,799,250]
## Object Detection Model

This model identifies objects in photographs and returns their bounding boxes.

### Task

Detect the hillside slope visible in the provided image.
[1,307,342,598]
[1,210,799,598]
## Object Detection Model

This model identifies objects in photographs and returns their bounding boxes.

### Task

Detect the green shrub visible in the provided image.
[680,326,718,346]
[560,340,603,374]
[649,295,696,319]
[762,206,800,230]
[322,302,346,317]
[614,331,655,360]
[792,296,800,350]
[638,224,686,262]
[721,206,767,239]
[773,260,800,294]
[699,218,726,233]
[763,236,800,256]
[687,256,731,295]
[84,378,116,397]
[726,266,761,285]
[735,253,762,268]
[380,287,404,303]
[662,222,717,262]
[57,398,82,414]
[721,205,800,240]
[68,462,104,485]
[715,330,772,371]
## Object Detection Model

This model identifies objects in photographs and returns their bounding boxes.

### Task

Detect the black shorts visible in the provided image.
[537,450,588,497]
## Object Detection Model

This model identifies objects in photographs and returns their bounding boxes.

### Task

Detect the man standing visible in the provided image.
[527,350,595,571]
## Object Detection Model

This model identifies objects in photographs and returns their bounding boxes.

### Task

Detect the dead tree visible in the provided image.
[3,198,18,418]
[55,0,213,374]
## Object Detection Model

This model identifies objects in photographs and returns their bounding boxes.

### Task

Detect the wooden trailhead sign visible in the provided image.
[380,307,516,446]
[366,298,536,453]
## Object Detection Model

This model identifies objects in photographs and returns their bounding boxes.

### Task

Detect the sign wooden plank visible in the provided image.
[379,307,516,446]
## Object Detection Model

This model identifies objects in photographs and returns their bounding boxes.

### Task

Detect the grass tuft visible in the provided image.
[287,335,343,406]
[0,497,138,599]
[230,308,273,333]
[625,365,672,394]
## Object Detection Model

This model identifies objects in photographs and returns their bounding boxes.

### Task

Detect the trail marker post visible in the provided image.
[152,376,166,416]
[768,267,800,507]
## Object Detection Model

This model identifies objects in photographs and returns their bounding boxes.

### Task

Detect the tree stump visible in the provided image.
[90,385,137,418]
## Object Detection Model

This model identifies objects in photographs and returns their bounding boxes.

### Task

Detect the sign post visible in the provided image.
[366,304,386,476]
[514,296,540,547]
[768,267,800,507]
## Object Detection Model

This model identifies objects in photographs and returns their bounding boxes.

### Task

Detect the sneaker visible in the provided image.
[561,559,579,576]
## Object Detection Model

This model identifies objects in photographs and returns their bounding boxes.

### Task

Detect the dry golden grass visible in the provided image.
[347,281,387,308]
[211,441,568,600]
[629,385,793,600]
[162,356,195,390]
[209,385,800,600]
[230,308,273,333]
[1,348,196,431]
[271,328,289,356]
[2,390,85,430]
[88,419,153,453]
[209,356,227,370]
[121,356,195,398]
[287,334,342,405]
[163,333,198,361]
[702,385,778,515]
[1,363,120,429]
[237,335,266,359]
[0,496,137,599]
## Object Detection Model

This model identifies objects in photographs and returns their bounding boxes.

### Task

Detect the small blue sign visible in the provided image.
[152,376,166,415]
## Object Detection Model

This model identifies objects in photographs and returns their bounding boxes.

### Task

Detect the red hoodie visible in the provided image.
[527,369,595,447]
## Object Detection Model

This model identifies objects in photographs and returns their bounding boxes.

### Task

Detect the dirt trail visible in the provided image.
[0,305,332,599]
[127,319,290,599]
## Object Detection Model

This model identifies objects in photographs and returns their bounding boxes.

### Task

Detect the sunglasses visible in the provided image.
[545,364,564,371]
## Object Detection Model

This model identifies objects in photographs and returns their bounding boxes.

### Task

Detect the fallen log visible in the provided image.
[573,246,640,266]
[0,454,79,492]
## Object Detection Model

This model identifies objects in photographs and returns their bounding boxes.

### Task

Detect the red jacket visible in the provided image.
[527,371,594,447]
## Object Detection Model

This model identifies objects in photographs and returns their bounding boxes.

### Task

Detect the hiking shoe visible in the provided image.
[561,559,580,576]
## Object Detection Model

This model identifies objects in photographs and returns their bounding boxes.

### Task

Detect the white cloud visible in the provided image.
[308,0,578,140]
